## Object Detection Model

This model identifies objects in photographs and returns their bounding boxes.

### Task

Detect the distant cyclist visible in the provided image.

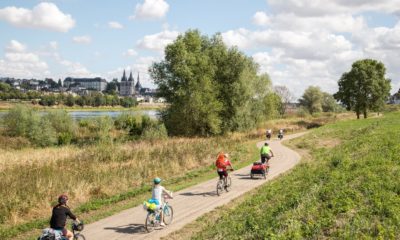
[215,152,234,188]
[278,129,284,139]
[266,129,272,140]
[50,194,80,240]
[151,178,173,227]
[260,142,274,164]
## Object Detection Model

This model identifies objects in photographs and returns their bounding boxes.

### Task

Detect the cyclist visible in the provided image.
[50,194,80,240]
[266,129,272,140]
[151,177,173,227]
[260,142,274,164]
[215,152,234,188]
[278,129,284,139]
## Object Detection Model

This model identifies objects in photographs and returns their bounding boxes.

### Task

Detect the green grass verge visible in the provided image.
[186,112,400,239]
[2,140,259,240]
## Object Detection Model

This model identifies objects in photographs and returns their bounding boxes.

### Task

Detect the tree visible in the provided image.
[150,30,276,136]
[321,92,339,112]
[334,59,391,118]
[299,86,323,114]
[65,94,75,107]
[274,85,294,116]
[104,80,119,94]
[58,79,62,87]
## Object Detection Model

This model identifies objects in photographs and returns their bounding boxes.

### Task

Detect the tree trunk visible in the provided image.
[363,109,368,118]
[356,111,360,119]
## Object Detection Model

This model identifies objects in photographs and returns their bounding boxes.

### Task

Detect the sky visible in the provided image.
[0,0,400,98]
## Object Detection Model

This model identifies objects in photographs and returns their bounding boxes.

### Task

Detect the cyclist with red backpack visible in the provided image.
[215,152,234,188]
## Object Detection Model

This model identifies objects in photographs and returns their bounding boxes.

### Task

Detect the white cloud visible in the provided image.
[0,40,49,79]
[108,21,123,29]
[267,0,400,17]
[136,30,179,52]
[72,35,92,44]
[218,1,400,96]
[130,0,169,20]
[6,40,26,52]
[0,2,75,32]
[123,49,138,57]
[252,11,270,26]
[60,60,94,77]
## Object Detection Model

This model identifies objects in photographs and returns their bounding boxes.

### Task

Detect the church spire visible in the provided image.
[128,71,134,82]
[121,70,127,82]
[135,72,142,91]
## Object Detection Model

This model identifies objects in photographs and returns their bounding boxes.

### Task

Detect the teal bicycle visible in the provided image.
[145,196,174,232]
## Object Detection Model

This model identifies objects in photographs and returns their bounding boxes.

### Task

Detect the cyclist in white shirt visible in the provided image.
[151,177,173,226]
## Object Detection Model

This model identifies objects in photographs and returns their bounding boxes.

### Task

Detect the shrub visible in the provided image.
[296,107,310,118]
[43,110,76,145]
[2,105,37,137]
[28,117,57,147]
[141,123,168,140]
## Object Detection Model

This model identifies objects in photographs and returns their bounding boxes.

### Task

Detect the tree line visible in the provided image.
[0,83,137,108]
[150,30,393,137]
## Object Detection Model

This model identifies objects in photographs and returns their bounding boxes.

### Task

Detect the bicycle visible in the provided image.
[145,196,174,232]
[216,169,233,196]
[38,221,85,240]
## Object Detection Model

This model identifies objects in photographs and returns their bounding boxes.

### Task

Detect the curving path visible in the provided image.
[83,132,306,240]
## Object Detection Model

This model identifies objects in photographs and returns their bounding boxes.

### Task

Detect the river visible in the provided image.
[0,109,158,121]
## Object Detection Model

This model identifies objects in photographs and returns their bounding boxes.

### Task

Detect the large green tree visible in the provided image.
[150,30,275,136]
[334,59,391,118]
[299,86,324,114]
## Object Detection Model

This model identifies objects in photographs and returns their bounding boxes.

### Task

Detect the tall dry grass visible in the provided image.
[0,135,250,227]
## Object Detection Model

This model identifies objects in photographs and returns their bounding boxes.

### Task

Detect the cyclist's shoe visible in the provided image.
[160,222,166,227]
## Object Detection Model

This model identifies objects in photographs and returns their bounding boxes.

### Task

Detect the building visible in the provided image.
[120,70,135,96]
[63,77,107,92]
[135,73,142,93]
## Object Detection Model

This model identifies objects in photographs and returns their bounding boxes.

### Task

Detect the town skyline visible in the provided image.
[1,0,400,98]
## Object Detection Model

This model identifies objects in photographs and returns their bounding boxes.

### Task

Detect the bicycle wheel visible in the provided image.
[145,212,157,232]
[216,180,224,196]
[163,205,174,225]
[74,233,86,240]
[225,176,232,191]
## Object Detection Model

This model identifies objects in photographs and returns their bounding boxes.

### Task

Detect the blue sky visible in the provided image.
[0,0,399,97]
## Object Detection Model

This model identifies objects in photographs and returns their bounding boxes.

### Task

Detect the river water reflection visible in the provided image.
[0,110,158,121]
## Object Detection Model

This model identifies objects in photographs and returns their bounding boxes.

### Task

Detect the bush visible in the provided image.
[296,107,310,118]
[3,105,38,137]
[141,123,168,140]
[28,117,57,147]
[44,110,76,139]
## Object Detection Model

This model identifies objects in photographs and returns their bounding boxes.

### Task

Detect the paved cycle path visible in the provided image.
[83,132,306,240]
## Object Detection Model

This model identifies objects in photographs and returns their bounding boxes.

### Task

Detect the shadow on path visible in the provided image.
[104,223,145,235]
[233,173,250,177]
[180,191,217,197]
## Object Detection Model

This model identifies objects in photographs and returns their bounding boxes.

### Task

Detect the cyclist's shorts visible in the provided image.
[217,170,228,179]
[53,227,67,236]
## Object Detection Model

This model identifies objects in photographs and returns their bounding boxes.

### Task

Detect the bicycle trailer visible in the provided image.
[250,162,269,179]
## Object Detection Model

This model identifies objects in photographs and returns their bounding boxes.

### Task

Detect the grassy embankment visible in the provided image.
[166,111,400,239]
[0,112,356,239]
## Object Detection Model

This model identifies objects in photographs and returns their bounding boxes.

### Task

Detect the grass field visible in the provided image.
[169,111,400,239]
